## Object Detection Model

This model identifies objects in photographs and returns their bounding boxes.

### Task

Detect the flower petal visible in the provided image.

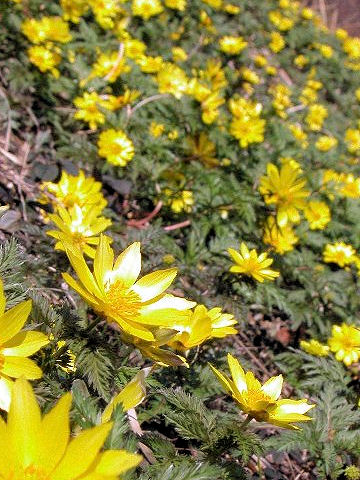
[110,242,141,288]
[132,268,177,302]
[0,299,32,345]
[1,356,43,379]
[94,235,114,294]
[227,354,247,393]
[261,375,283,400]
[94,450,142,476]
[0,374,13,412]
[1,331,49,357]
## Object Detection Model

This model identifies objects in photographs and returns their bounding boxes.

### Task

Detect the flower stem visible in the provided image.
[240,414,253,430]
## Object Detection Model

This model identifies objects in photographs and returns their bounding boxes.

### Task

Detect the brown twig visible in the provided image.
[127,201,163,228]
[163,219,191,231]
[104,43,124,82]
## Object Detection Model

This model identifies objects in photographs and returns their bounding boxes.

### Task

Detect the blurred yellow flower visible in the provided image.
[88,0,123,29]
[90,51,130,83]
[60,0,89,23]
[210,354,314,429]
[304,201,331,230]
[2,377,141,478]
[328,323,360,366]
[345,128,360,153]
[268,10,294,31]
[288,123,308,148]
[300,339,329,356]
[62,235,195,342]
[263,216,298,254]
[241,67,260,85]
[40,170,107,210]
[27,45,61,77]
[132,0,164,20]
[98,129,135,167]
[47,204,112,258]
[149,121,165,137]
[156,63,189,98]
[187,132,219,168]
[0,280,49,411]
[74,92,116,130]
[165,189,194,213]
[172,46,188,62]
[165,0,187,10]
[305,104,328,131]
[259,162,309,227]
[269,32,285,52]
[315,135,338,151]
[323,242,356,267]
[294,54,309,68]
[22,17,72,44]
[228,242,280,282]
[343,37,360,60]
[219,36,247,55]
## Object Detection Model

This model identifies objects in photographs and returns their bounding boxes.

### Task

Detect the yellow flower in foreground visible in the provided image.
[315,135,338,152]
[219,36,247,55]
[328,323,360,366]
[300,339,330,357]
[228,242,280,282]
[210,354,314,429]
[74,92,116,130]
[168,304,237,351]
[263,216,298,254]
[230,116,265,148]
[1,377,142,479]
[40,170,107,210]
[28,46,61,77]
[47,204,112,258]
[323,242,356,267]
[22,17,72,44]
[89,52,130,83]
[102,367,151,423]
[259,162,309,227]
[0,280,49,411]
[63,235,195,342]
[98,129,135,167]
[304,201,331,230]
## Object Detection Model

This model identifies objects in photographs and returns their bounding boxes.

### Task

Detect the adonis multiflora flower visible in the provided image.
[228,242,280,282]
[211,354,315,429]
[328,323,360,366]
[0,377,141,478]
[62,235,195,343]
[300,339,330,357]
[97,129,135,167]
[259,162,309,227]
[323,242,356,267]
[0,280,48,411]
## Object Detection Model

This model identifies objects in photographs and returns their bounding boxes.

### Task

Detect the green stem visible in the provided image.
[240,414,253,430]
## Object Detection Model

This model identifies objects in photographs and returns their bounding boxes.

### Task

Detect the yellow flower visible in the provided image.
[228,242,280,282]
[269,32,285,52]
[0,280,49,411]
[301,7,314,20]
[230,116,265,148]
[136,55,164,73]
[172,47,187,62]
[219,36,247,55]
[54,340,77,373]
[343,37,360,60]
[97,129,135,167]
[27,46,61,78]
[156,63,189,99]
[259,163,309,227]
[269,83,292,118]
[336,28,348,41]
[315,135,338,152]
[168,305,237,351]
[47,204,112,258]
[89,51,130,83]
[328,323,360,366]
[254,55,267,67]
[263,216,298,254]
[40,170,107,210]
[316,44,333,58]
[304,201,331,230]
[323,242,356,267]
[187,133,219,168]
[149,121,165,137]
[201,91,225,124]
[268,10,294,31]
[300,339,329,357]
[73,92,116,130]
[102,368,150,422]
[223,4,240,14]
[165,189,194,213]
[356,88,360,101]
[345,128,360,153]
[60,0,89,23]
[241,67,260,85]
[165,0,186,10]
[22,17,72,44]
[210,354,314,429]
[288,123,308,148]
[88,0,123,29]
[132,0,164,20]
[294,54,309,68]
[62,235,195,342]
[305,104,328,131]
[340,174,360,198]
[202,0,222,8]
[2,377,142,478]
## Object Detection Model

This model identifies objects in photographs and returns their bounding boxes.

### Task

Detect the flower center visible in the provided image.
[7,465,49,480]
[242,388,275,416]
[105,280,142,322]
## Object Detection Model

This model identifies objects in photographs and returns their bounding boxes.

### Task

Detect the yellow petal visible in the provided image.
[1,356,43,379]
[38,393,72,473]
[52,423,113,480]
[65,246,102,298]
[62,273,100,307]
[0,299,32,344]
[132,268,177,302]
[0,414,7,473]
[227,354,247,393]
[209,364,234,395]
[1,331,49,357]
[0,374,13,412]
[94,450,142,475]
[94,235,114,294]
[7,377,42,467]
[111,242,141,288]
[261,375,283,401]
